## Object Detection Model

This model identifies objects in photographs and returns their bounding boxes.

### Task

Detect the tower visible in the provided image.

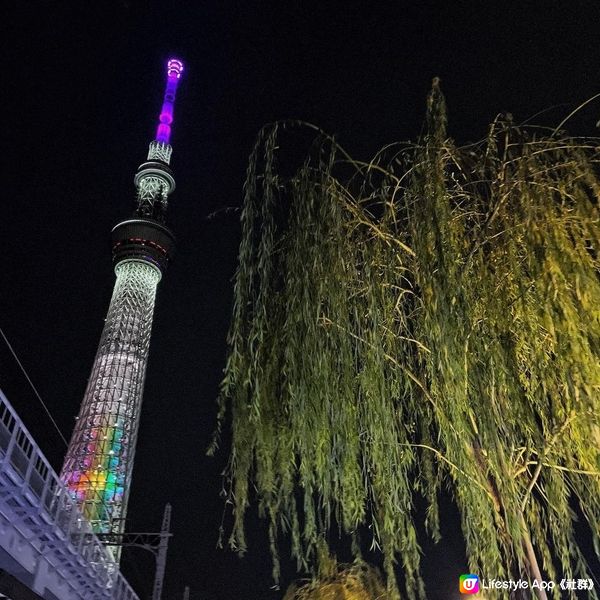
[60,59,184,542]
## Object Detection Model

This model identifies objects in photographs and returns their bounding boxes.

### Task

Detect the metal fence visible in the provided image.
[0,390,139,600]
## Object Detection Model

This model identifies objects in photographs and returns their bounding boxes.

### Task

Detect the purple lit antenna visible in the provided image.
[155,58,184,144]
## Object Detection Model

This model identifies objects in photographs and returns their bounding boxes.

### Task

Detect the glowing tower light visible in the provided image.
[156,58,184,144]
[60,59,184,554]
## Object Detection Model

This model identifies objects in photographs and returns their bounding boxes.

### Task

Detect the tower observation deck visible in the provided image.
[59,59,184,549]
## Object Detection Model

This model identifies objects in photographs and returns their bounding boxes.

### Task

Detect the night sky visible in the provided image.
[3,2,600,599]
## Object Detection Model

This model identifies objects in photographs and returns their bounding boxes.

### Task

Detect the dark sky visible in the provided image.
[3,2,600,599]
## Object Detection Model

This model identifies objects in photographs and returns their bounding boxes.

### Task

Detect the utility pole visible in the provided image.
[152,503,172,600]
[96,503,174,599]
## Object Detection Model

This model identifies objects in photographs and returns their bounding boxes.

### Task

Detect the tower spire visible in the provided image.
[60,59,184,555]
[156,58,184,145]
[135,57,184,222]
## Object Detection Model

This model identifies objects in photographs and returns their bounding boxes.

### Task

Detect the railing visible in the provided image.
[0,389,139,600]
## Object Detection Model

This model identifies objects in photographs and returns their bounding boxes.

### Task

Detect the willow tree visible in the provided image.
[211,83,600,599]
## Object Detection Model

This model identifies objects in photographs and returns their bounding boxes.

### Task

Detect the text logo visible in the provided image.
[460,574,480,594]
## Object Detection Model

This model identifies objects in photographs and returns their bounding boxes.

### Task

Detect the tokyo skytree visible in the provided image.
[60,58,184,542]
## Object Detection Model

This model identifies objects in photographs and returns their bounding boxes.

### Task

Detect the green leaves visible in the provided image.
[215,97,600,599]
[282,558,390,600]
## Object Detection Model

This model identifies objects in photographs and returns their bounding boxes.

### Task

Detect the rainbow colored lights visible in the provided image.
[64,420,126,524]
[155,58,184,144]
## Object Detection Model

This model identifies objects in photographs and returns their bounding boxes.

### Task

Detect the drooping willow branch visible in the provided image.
[212,85,600,600]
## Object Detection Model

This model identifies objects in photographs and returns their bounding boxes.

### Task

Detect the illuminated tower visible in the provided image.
[60,59,184,540]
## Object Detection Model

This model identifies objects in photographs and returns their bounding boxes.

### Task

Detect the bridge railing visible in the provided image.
[0,390,139,600]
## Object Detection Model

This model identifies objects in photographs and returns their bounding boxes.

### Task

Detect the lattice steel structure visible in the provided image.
[60,59,184,548]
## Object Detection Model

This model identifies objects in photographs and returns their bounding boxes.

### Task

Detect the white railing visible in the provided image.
[0,389,139,600]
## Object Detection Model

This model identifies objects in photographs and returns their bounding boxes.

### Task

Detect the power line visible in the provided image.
[0,325,68,447]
